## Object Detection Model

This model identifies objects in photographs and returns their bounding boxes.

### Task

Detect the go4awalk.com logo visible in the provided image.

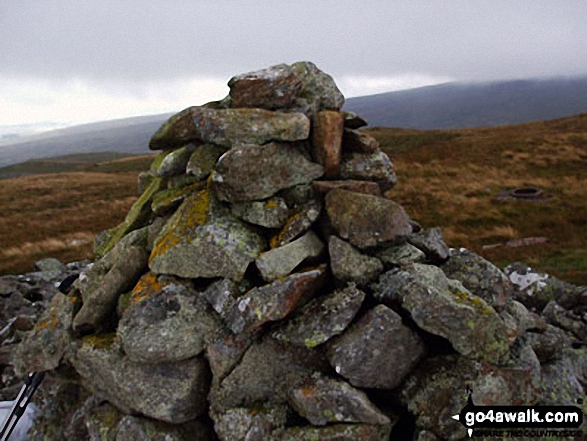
[451,388,584,438]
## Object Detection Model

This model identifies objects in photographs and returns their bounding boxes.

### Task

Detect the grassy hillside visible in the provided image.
[0,115,585,284]
[374,114,587,284]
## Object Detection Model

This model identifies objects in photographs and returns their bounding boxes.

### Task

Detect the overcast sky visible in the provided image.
[1,0,586,127]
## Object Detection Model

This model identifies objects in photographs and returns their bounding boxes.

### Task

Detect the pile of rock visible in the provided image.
[11,62,587,440]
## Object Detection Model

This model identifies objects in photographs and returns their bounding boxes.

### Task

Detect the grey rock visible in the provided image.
[401,347,540,440]
[231,197,289,228]
[210,336,329,411]
[211,405,288,441]
[441,248,513,310]
[325,189,412,249]
[312,180,381,197]
[327,304,426,390]
[270,200,322,248]
[68,341,210,424]
[206,329,259,386]
[343,129,380,153]
[186,143,227,180]
[375,242,426,268]
[34,258,66,273]
[117,276,225,363]
[154,144,197,177]
[343,111,368,129]
[202,278,240,321]
[372,264,510,365]
[288,372,390,425]
[290,61,345,115]
[256,231,324,282]
[271,284,365,348]
[73,237,148,332]
[12,293,74,375]
[149,107,310,150]
[149,189,266,281]
[408,227,450,263]
[116,415,215,441]
[340,151,396,191]
[226,266,327,334]
[329,235,383,285]
[211,142,324,203]
[526,325,571,362]
[542,300,586,340]
[228,63,302,109]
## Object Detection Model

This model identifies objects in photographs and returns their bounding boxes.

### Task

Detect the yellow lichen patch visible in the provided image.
[451,290,494,315]
[131,272,163,304]
[264,199,280,209]
[82,332,116,349]
[149,189,211,261]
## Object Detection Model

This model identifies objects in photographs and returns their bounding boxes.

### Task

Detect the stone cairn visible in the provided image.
[11,62,587,440]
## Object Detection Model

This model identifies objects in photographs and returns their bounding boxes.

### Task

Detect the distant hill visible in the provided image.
[2,76,587,168]
[0,113,170,168]
[344,76,587,129]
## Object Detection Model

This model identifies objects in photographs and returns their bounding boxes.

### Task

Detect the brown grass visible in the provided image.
[373,113,587,284]
[0,171,138,274]
[0,114,585,285]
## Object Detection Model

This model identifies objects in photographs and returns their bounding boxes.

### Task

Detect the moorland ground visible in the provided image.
[1,115,585,284]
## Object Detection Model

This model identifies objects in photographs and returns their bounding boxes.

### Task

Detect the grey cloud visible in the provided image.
[0,0,586,84]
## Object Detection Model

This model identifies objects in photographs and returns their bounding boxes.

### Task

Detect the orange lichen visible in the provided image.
[270,211,303,249]
[131,272,164,304]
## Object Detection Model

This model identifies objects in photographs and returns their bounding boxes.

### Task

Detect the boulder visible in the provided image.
[325,189,412,248]
[340,151,396,190]
[327,304,426,390]
[185,143,228,180]
[343,128,380,153]
[150,107,310,150]
[212,142,324,202]
[271,284,365,348]
[149,189,266,281]
[329,235,383,285]
[228,63,302,109]
[256,231,325,281]
[231,197,289,228]
[372,264,510,364]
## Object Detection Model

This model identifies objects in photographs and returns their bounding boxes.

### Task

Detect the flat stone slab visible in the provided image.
[325,189,412,248]
[256,231,325,282]
[228,63,302,109]
[327,304,426,390]
[117,275,224,363]
[340,151,396,190]
[329,235,383,285]
[408,227,450,263]
[149,107,310,150]
[226,266,327,334]
[271,284,365,348]
[212,142,324,203]
[231,197,289,228]
[372,263,510,364]
[149,189,266,281]
[288,372,390,425]
[67,340,210,424]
